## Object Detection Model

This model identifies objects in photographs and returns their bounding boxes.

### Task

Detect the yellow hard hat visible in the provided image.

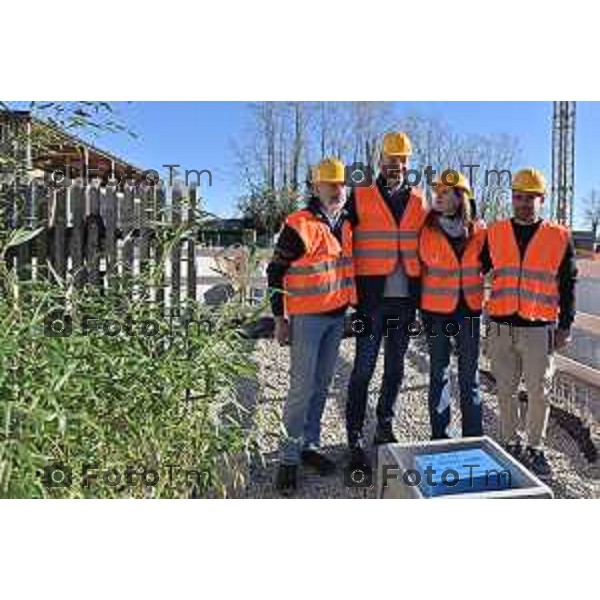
[433,169,473,199]
[313,157,345,184]
[382,132,412,157]
[512,168,546,195]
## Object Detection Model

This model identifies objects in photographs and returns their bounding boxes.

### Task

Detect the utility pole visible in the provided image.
[551,101,576,226]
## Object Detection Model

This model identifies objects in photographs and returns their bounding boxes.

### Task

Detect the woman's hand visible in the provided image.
[553,327,572,350]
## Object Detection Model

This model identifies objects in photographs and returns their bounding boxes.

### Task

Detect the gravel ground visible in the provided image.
[240,337,600,499]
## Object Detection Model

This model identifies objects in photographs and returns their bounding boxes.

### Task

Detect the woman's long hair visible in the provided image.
[425,189,477,236]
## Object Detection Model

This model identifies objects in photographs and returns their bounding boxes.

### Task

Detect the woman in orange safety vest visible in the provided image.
[418,170,487,440]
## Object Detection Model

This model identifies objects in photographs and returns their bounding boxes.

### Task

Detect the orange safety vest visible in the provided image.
[353,185,428,277]
[419,219,487,314]
[486,219,569,321]
[283,209,357,316]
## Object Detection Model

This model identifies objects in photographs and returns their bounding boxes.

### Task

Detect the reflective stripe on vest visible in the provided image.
[287,256,353,276]
[353,185,427,277]
[489,287,559,306]
[419,220,486,314]
[353,230,419,241]
[282,210,357,315]
[491,266,558,283]
[286,277,355,297]
[425,265,482,278]
[486,219,569,321]
[423,283,484,296]
[353,249,419,258]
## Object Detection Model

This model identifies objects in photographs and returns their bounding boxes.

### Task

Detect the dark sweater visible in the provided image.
[345,174,421,313]
[481,219,577,330]
[266,198,350,317]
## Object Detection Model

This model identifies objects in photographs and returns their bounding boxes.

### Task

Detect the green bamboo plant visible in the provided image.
[0,225,261,498]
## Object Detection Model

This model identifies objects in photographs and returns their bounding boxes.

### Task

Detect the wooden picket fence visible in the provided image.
[1,179,216,309]
[2,179,270,310]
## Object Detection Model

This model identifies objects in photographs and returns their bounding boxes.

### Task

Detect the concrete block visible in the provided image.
[376,436,553,499]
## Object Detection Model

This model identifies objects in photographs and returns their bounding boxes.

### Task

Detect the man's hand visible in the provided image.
[554,327,572,350]
[274,317,290,346]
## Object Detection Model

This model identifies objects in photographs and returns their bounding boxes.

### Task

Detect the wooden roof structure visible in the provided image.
[0,109,147,183]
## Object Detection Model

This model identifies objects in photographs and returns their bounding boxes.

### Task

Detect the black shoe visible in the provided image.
[526,447,551,477]
[373,428,398,445]
[580,427,598,463]
[300,449,336,476]
[504,440,524,460]
[275,464,298,492]
[348,443,370,469]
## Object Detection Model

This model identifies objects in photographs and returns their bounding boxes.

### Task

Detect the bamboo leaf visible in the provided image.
[5,227,45,249]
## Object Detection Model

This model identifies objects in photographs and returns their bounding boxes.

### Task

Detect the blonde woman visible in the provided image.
[419,171,487,439]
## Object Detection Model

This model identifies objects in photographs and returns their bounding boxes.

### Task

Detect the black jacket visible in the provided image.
[345,174,421,313]
[266,198,350,317]
[480,218,577,330]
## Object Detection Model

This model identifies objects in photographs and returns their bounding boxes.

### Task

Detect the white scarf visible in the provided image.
[437,213,467,239]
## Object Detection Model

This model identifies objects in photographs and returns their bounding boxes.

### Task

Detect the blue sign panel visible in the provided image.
[414,449,513,497]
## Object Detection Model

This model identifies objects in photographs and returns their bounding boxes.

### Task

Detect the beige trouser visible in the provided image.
[487,322,556,449]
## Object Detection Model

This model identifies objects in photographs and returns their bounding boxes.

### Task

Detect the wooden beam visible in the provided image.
[555,355,600,391]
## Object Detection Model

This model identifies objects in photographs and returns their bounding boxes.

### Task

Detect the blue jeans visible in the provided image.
[424,311,483,439]
[280,313,345,464]
[346,299,415,445]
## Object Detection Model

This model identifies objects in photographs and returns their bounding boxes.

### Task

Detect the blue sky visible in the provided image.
[26,101,600,226]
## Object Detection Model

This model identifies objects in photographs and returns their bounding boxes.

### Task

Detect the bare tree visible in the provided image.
[348,102,395,165]
[290,102,303,192]
[235,102,309,236]
[461,133,520,221]
[583,190,600,238]
[308,102,351,163]
[235,103,521,234]
[400,112,520,220]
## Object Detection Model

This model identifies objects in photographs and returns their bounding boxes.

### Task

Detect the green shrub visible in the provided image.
[0,231,261,498]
